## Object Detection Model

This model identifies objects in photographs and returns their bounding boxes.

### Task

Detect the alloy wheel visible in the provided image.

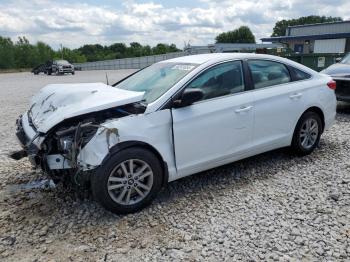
[299,118,319,150]
[107,159,154,205]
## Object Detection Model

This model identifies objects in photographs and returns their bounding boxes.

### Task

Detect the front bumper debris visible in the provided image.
[9,150,27,160]
[13,115,40,166]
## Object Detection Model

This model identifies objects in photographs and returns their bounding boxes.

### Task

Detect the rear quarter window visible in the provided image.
[289,67,312,81]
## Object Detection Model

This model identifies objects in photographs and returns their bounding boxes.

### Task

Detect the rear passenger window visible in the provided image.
[248,60,291,89]
[290,67,311,81]
[186,61,245,101]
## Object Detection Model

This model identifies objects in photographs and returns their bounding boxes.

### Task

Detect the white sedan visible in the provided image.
[13,53,337,214]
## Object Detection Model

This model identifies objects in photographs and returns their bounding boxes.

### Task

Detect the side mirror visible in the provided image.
[335,57,342,63]
[173,89,204,108]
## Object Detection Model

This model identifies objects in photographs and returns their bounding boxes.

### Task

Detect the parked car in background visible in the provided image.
[31,60,53,75]
[321,53,350,102]
[13,53,336,214]
[31,60,75,75]
[52,60,75,75]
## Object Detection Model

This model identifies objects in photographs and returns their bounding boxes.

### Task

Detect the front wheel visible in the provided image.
[291,111,322,156]
[91,147,163,214]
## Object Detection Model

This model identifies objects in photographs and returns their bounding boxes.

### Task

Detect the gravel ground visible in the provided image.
[0,71,349,261]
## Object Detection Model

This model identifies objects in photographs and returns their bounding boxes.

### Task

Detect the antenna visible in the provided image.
[105,72,109,85]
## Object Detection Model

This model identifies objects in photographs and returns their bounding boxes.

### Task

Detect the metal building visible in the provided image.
[261,21,350,54]
[184,43,283,54]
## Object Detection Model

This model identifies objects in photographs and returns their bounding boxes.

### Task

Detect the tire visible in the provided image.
[291,111,322,156]
[91,147,163,214]
[47,70,52,75]
[72,71,75,75]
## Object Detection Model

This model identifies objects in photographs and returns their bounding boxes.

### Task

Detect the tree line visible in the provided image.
[0,36,180,69]
[0,15,343,69]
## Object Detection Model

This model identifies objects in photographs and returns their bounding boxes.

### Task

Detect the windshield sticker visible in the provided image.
[171,65,195,71]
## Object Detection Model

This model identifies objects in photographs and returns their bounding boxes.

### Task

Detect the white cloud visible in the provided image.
[0,0,349,49]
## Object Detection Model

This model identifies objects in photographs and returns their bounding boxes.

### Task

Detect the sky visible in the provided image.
[0,0,349,49]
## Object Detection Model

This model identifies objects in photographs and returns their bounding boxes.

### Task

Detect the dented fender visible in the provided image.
[77,109,177,180]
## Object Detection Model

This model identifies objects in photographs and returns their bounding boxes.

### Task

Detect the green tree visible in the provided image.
[127,42,143,57]
[0,36,15,69]
[271,15,343,36]
[109,43,127,58]
[35,41,54,64]
[141,45,152,56]
[215,26,256,43]
[0,35,181,69]
[77,44,105,61]
[58,47,87,63]
[152,43,180,55]
[14,36,38,68]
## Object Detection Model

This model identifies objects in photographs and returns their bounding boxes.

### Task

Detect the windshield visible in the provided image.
[56,60,70,65]
[115,62,198,103]
[340,54,350,64]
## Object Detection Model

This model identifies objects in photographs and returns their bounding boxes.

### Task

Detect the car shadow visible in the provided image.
[156,147,297,205]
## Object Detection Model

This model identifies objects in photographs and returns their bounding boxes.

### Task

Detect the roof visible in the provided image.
[261,32,350,42]
[160,53,314,72]
[160,53,247,64]
[287,20,350,29]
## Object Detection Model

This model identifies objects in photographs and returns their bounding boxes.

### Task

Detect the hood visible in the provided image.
[29,83,144,133]
[321,63,350,77]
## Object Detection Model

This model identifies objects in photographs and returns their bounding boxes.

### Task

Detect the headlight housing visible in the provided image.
[56,124,98,153]
[59,136,73,153]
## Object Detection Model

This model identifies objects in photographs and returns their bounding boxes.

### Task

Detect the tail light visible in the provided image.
[327,80,336,90]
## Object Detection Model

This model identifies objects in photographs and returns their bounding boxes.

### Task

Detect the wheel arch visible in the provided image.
[291,106,325,145]
[101,140,169,187]
[302,106,325,133]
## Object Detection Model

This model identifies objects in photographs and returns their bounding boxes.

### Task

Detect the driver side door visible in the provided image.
[171,61,255,178]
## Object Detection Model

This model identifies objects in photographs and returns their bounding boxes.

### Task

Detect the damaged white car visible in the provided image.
[12,53,337,214]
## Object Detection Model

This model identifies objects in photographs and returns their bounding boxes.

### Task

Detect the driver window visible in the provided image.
[186,61,245,101]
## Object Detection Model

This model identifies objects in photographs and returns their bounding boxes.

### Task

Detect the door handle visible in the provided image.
[235,105,253,113]
[289,93,302,99]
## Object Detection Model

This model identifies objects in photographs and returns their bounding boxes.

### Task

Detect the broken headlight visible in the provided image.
[59,136,73,153]
[56,123,99,153]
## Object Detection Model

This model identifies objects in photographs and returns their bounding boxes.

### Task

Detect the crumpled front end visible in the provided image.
[11,102,146,185]
[12,113,42,166]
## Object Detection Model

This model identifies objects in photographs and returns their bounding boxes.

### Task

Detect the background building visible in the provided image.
[184,43,283,54]
[261,21,350,54]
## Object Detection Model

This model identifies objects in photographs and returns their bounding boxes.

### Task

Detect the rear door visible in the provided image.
[246,59,309,150]
[171,61,255,176]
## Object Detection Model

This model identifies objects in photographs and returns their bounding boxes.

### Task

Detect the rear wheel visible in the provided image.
[91,147,163,214]
[291,111,322,156]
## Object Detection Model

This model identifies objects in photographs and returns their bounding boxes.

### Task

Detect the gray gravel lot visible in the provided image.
[0,71,349,261]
